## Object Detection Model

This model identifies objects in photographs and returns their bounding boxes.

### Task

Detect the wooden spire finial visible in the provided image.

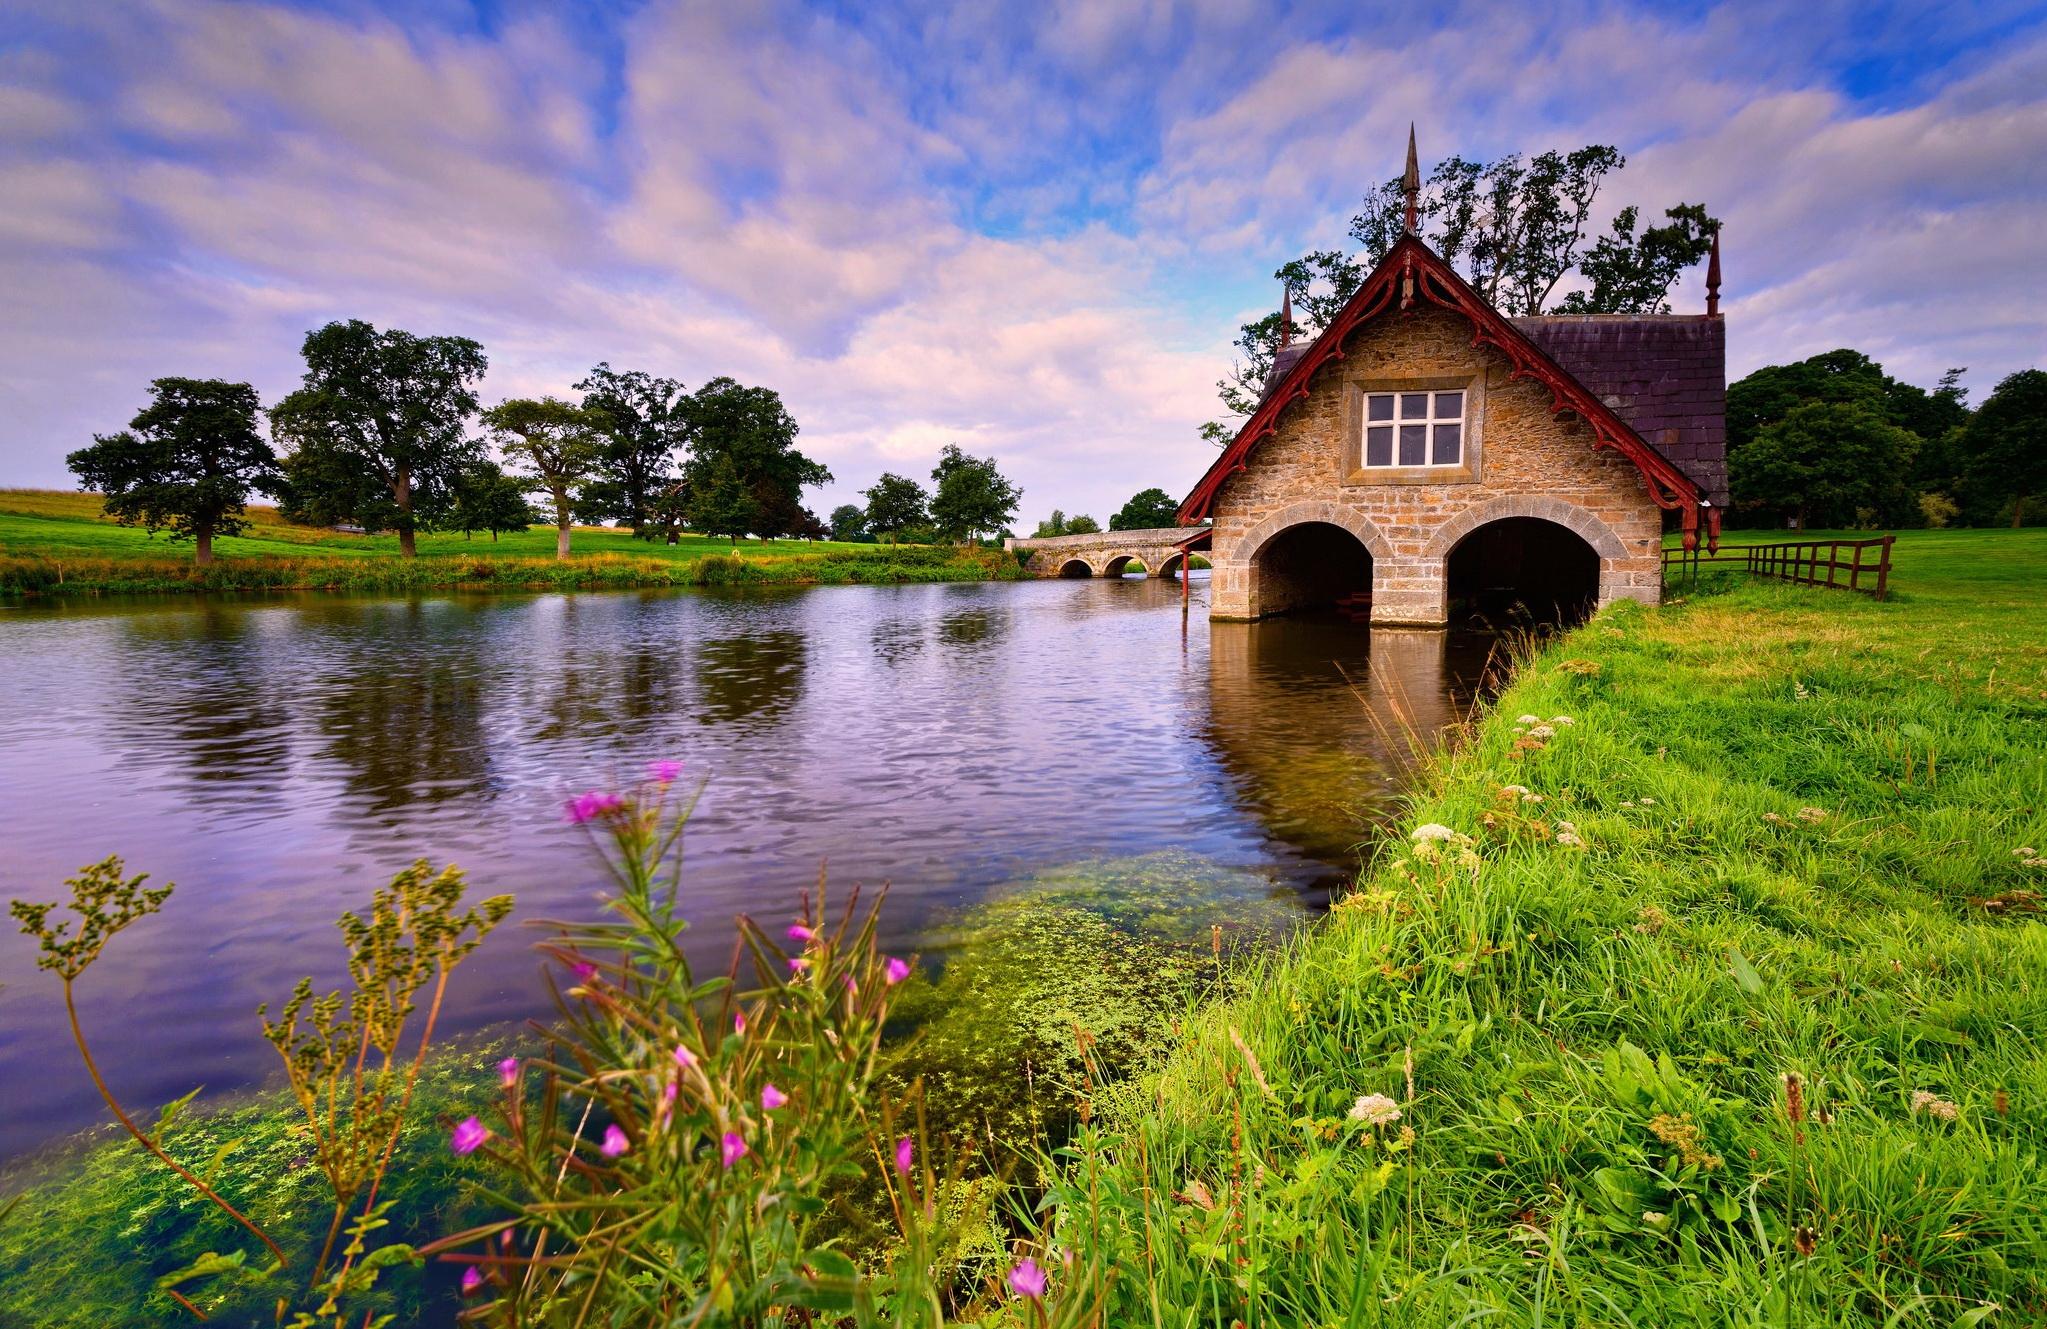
[1402,123,1420,232]
[1705,223,1722,316]
[1279,282,1294,348]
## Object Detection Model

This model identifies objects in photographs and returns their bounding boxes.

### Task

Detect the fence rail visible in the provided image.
[1662,535,1894,600]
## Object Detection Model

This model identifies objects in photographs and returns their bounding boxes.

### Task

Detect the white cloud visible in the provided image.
[0,0,2040,526]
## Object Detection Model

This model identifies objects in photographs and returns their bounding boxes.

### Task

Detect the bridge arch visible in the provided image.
[1102,553,1149,578]
[1057,557,1095,579]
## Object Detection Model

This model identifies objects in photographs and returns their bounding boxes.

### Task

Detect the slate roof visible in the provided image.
[1510,314,1729,508]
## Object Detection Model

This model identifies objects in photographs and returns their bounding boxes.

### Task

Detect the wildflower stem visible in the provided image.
[62,978,290,1269]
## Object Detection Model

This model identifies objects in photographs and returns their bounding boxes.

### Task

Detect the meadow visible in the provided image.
[0,489,1022,594]
[1051,527,2047,1325]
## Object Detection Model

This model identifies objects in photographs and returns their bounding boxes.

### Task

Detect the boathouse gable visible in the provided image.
[1203,304,1668,624]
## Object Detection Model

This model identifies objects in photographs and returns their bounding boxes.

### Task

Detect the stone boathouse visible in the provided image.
[1177,150,1729,626]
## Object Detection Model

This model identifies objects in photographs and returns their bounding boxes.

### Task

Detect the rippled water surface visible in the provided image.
[0,577,1494,1157]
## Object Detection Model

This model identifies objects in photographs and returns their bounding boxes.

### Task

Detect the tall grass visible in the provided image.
[1049,554,2047,1325]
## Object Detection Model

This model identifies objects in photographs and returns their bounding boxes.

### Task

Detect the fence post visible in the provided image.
[1876,535,1893,601]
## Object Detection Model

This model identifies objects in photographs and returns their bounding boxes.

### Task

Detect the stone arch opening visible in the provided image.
[1249,522,1374,619]
[1158,552,1187,579]
[1057,558,1094,579]
[1446,517,1600,627]
[1103,554,1149,578]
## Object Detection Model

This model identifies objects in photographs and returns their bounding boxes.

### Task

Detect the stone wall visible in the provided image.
[1208,307,1664,623]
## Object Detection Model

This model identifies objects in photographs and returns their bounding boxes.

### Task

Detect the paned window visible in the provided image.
[1362,390,1465,468]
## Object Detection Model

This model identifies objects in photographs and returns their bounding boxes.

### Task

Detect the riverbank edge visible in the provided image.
[1052,575,2047,1321]
[0,545,1026,597]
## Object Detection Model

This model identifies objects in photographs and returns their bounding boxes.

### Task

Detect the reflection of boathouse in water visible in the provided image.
[1176,133,1729,627]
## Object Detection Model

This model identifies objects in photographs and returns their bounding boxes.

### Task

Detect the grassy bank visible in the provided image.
[0,489,1022,595]
[1055,529,2047,1325]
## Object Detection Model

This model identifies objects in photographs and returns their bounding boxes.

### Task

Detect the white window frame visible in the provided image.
[1360,389,1467,470]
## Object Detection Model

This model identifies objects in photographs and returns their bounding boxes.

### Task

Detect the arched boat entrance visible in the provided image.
[1249,522,1374,619]
[1446,517,1600,627]
[1057,558,1093,579]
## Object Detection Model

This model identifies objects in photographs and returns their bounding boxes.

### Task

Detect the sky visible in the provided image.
[3,0,2044,527]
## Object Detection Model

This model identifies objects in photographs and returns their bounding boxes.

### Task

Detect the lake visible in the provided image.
[0,575,1495,1158]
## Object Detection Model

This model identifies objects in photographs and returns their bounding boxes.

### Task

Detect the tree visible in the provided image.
[575,364,686,538]
[66,377,279,566]
[1728,351,1974,526]
[268,320,488,556]
[1729,401,1917,529]
[1063,513,1101,535]
[482,397,610,558]
[686,454,759,546]
[927,444,1021,543]
[1033,510,1068,537]
[1205,145,1716,442]
[828,504,870,542]
[680,378,831,540]
[1111,488,1179,530]
[1958,370,2047,527]
[863,472,929,543]
[449,461,536,542]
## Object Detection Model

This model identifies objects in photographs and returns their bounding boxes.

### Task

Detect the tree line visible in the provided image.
[66,320,1027,563]
[817,445,1024,546]
[1727,352,2046,530]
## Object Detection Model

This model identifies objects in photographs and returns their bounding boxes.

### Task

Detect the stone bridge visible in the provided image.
[1004,527,1204,578]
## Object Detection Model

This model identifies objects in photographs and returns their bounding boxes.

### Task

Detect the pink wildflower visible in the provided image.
[565,791,624,824]
[663,1081,678,1105]
[571,961,596,984]
[762,1083,788,1110]
[600,1124,630,1157]
[497,1057,518,1088]
[894,1135,914,1176]
[788,955,811,974]
[721,1131,747,1168]
[787,923,816,943]
[450,1116,489,1156]
[673,1043,697,1068]
[1008,1257,1047,1300]
[648,759,684,784]
[885,957,910,985]
[734,1010,747,1036]
[459,1266,484,1296]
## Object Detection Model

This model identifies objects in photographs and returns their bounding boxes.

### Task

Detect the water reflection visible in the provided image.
[0,580,1489,1158]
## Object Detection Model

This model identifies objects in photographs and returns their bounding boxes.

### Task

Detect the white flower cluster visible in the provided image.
[1347,1093,1403,1127]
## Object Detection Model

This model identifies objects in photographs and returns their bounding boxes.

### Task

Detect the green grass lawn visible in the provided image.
[0,488,876,562]
[0,489,1018,594]
[1054,527,2047,1325]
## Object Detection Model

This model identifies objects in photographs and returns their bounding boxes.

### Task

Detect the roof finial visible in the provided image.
[1402,123,1420,233]
[1279,281,1294,348]
[1705,222,1722,317]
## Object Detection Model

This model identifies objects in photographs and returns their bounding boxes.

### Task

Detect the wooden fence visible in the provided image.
[1662,535,1894,600]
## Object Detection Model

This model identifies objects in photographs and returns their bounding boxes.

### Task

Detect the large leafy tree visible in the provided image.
[828,504,870,542]
[680,378,830,540]
[449,461,536,542]
[66,377,279,565]
[1033,510,1069,537]
[269,320,488,556]
[863,472,929,543]
[1727,350,1972,525]
[1062,513,1101,535]
[1958,370,2047,527]
[928,444,1021,543]
[1110,487,1180,530]
[575,364,686,538]
[1204,146,1716,444]
[1729,401,1918,530]
[483,397,611,559]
